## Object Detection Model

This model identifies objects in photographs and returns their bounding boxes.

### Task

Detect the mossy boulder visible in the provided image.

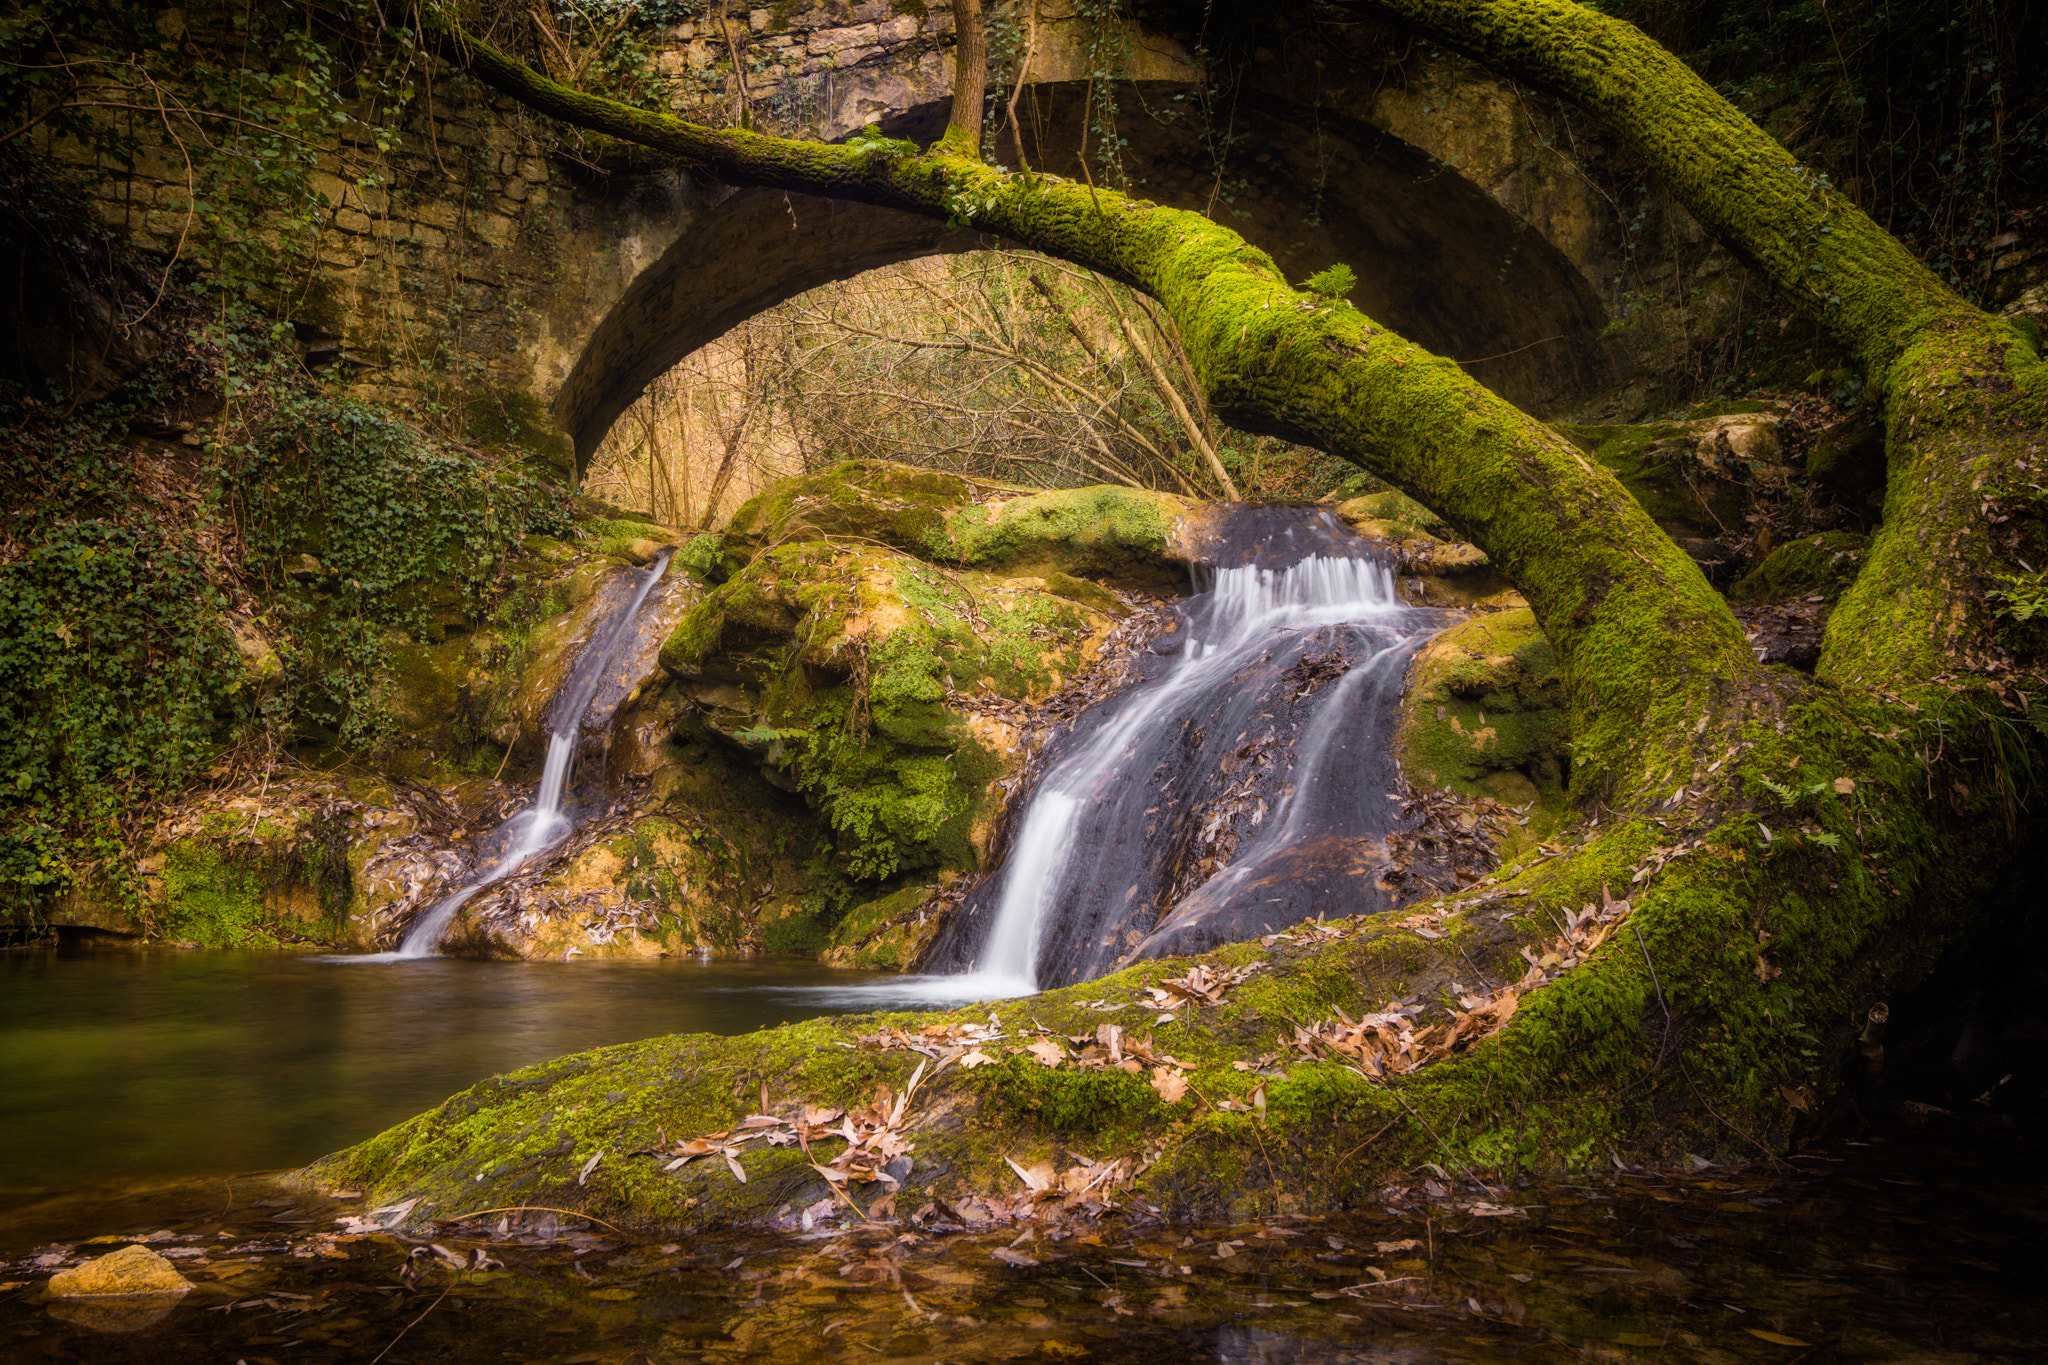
[661,540,1118,884]
[1334,489,1450,540]
[139,801,355,948]
[716,463,1191,594]
[937,485,1191,591]
[1332,495,1509,607]
[1397,609,1570,832]
[822,881,951,970]
[472,811,795,960]
[721,460,982,567]
[1553,419,1748,540]
[1728,531,1868,605]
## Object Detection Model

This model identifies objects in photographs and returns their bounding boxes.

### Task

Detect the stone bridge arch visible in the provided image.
[51,0,1627,478]
[557,77,1617,475]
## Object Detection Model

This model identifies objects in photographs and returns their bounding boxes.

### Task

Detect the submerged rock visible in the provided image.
[47,1244,191,1298]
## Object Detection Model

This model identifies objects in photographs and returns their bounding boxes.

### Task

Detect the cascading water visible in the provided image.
[369,549,676,960]
[923,507,1446,994]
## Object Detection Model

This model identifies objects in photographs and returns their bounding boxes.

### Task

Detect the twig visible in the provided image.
[442,1204,629,1236]
[369,1282,452,1364]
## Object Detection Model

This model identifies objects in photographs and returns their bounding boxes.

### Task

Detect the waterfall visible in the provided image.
[925,507,1444,993]
[374,549,675,960]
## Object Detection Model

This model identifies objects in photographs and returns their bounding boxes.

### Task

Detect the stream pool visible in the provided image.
[0,946,937,1189]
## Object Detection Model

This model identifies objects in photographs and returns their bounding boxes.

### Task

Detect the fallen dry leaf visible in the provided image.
[1747,1331,1814,1347]
[1025,1037,1066,1068]
[1150,1066,1188,1103]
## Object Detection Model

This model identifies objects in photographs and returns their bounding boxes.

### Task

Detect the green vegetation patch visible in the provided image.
[661,541,1103,886]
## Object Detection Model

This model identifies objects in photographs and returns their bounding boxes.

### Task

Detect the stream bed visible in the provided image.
[1,1118,2041,1363]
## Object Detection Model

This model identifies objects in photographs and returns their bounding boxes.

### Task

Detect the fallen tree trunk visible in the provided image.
[305,1,2046,1228]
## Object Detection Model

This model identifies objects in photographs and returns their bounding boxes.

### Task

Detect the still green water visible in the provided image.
[0,947,898,1188]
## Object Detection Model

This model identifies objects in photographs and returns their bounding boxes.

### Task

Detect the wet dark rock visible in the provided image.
[1736,599,1831,670]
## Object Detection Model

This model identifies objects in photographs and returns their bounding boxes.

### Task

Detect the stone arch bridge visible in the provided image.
[67,1,1663,478]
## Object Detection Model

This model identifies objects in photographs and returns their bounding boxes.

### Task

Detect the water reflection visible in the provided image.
[0,949,906,1187]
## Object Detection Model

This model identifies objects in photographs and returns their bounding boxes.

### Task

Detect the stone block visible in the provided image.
[880,15,917,42]
[412,200,460,230]
[308,169,349,206]
[472,212,518,248]
[146,207,195,239]
[95,180,155,206]
[810,23,878,53]
[334,207,375,235]
[516,156,549,183]
[749,8,770,30]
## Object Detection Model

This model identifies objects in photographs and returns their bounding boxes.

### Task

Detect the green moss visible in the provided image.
[721,460,979,566]
[660,539,1102,883]
[825,884,943,969]
[158,824,346,948]
[1730,531,1868,605]
[969,1056,1168,1134]
[759,903,829,954]
[938,486,1185,590]
[1397,609,1570,829]
[1040,571,1128,617]
[674,533,727,583]
[159,844,266,947]
[1337,490,1449,538]
[579,518,669,560]
[1553,421,1739,539]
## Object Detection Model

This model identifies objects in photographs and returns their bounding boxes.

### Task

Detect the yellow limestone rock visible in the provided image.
[47,1244,192,1297]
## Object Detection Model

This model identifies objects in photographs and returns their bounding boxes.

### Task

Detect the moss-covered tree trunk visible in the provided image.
[311,3,2046,1227]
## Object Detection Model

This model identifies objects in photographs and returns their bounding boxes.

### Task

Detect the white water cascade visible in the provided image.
[951,551,1409,997]
[363,549,674,961]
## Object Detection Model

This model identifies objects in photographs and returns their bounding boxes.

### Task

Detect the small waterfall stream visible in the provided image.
[926,507,1447,993]
[366,548,675,960]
